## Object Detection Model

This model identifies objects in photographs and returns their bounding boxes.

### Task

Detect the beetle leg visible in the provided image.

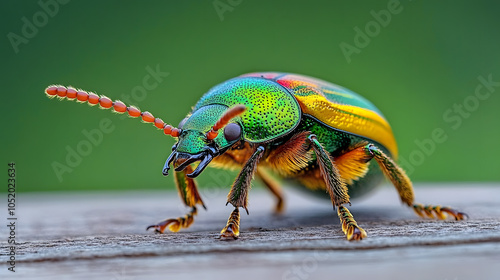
[263,131,316,213]
[337,206,367,241]
[256,167,284,214]
[147,165,205,233]
[226,146,265,213]
[220,208,240,240]
[222,146,265,239]
[173,165,206,210]
[363,143,415,206]
[412,204,467,220]
[308,135,350,206]
[146,207,197,233]
[363,144,467,220]
[308,135,367,241]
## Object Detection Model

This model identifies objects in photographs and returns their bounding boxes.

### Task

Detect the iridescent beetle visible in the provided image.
[45,72,466,241]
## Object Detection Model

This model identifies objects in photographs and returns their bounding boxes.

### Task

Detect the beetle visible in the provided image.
[45,72,466,241]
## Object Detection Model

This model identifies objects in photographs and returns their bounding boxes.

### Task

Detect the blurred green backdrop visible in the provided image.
[2,0,499,192]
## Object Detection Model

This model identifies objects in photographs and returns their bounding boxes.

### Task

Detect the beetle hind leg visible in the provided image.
[257,167,284,214]
[413,203,467,220]
[362,143,467,221]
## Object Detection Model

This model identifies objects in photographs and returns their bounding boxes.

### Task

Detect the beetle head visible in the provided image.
[162,104,245,178]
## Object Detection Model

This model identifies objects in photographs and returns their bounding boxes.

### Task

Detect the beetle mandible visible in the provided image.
[45,72,466,241]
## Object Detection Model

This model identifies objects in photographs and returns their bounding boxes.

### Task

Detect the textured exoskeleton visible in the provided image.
[45,73,466,241]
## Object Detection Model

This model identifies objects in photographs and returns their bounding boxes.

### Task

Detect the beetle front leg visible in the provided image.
[221,146,265,239]
[147,165,206,233]
[308,135,366,241]
[146,207,198,233]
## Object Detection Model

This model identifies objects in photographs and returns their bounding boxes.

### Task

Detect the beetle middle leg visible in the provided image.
[256,167,284,214]
[308,134,367,241]
[337,205,367,240]
[262,131,315,213]
[221,146,265,239]
[338,143,467,221]
[147,165,206,233]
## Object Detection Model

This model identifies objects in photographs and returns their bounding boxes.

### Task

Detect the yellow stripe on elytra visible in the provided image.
[295,95,398,157]
[322,88,356,99]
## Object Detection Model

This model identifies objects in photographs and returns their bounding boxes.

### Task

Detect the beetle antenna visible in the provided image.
[206,105,246,140]
[45,85,181,137]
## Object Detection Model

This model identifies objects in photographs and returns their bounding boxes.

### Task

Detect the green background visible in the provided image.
[2,0,499,192]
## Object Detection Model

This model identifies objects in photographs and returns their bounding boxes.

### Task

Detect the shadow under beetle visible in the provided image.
[45,72,466,241]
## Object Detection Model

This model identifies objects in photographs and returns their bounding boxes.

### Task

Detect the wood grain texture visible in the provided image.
[1,184,499,280]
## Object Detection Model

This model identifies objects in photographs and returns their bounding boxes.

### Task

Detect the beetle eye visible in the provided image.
[223,123,242,142]
[178,117,189,129]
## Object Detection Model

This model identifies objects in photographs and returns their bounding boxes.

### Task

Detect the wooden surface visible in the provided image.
[2,184,500,280]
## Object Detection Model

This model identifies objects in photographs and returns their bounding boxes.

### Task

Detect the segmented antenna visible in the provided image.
[206,105,246,140]
[45,85,181,137]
